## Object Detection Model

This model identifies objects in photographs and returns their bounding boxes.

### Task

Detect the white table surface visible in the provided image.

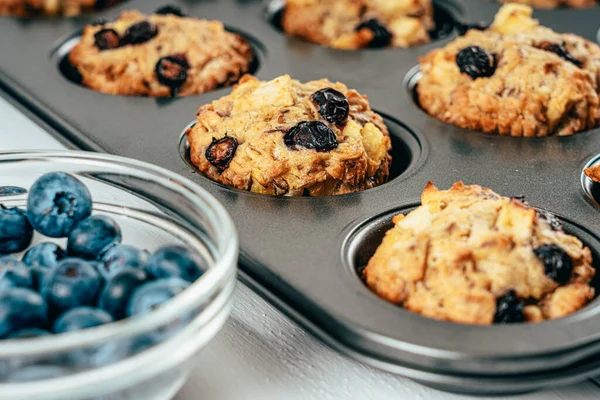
[1,95,600,400]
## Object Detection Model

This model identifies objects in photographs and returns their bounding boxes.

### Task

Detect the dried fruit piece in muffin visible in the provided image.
[311,88,349,125]
[94,29,121,51]
[284,121,339,152]
[363,182,596,325]
[281,0,433,49]
[69,10,254,97]
[154,4,186,17]
[455,46,496,79]
[417,4,600,137]
[186,74,392,196]
[0,0,124,17]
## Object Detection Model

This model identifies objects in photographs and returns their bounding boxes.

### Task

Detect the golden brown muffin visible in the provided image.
[69,10,253,97]
[498,0,595,8]
[364,182,596,325]
[0,0,122,17]
[281,0,433,49]
[417,4,600,137]
[585,164,600,182]
[186,74,392,196]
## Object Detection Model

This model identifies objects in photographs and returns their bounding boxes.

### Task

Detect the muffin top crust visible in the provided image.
[417,3,600,137]
[281,0,433,49]
[69,9,254,97]
[186,74,392,196]
[364,182,596,325]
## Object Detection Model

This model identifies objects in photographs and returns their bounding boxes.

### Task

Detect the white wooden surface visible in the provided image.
[1,95,599,400]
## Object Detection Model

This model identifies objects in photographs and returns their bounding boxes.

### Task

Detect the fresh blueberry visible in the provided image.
[0,186,27,196]
[22,243,66,290]
[23,242,66,268]
[26,172,92,238]
[41,258,103,317]
[67,215,122,260]
[0,288,47,338]
[30,265,49,292]
[53,307,113,334]
[99,268,149,320]
[0,205,33,254]
[6,328,51,339]
[6,365,69,382]
[127,278,189,317]
[127,278,190,345]
[145,246,204,282]
[54,307,125,368]
[100,245,149,277]
[0,256,33,290]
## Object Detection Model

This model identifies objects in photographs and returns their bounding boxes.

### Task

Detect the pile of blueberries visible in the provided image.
[0,172,204,342]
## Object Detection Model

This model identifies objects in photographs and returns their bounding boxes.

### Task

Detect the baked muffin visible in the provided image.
[417,3,600,137]
[585,164,600,182]
[68,9,254,97]
[281,0,433,49]
[364,182,596,325]
[0,0,122,17]
[498,0,595,8]
[186,74,392,196]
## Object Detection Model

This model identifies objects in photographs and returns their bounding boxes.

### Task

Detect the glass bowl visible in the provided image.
[0,151,239,400]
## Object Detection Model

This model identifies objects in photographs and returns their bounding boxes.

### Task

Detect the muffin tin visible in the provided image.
[2,0,600,394]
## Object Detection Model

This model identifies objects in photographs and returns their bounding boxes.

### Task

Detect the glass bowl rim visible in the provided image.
[0,150,239,357]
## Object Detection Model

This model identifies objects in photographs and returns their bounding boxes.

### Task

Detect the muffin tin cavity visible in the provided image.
[265,0,458,47]
[179,114,422,195]
[54,27,265,94]
[344,206,600,316]
[404,65,423,110]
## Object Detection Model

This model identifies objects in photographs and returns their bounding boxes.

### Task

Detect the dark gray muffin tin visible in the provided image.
[2,0,600,394]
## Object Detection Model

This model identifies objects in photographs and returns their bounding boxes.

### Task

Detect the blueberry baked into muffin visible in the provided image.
[364,182,596,324]
[0,0,122,17]
[281,0,433,49]
[498,0,595,9]
[186,74,392,196]
[68,7,254,97]
[418,3,600,136]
